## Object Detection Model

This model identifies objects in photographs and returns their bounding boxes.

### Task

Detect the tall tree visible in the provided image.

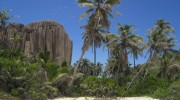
[147,19,175,78]
[81,19,104,66]
[129,36,146,67]
[105,24,145,76]
[69,0,121,87]
[78,0,120,66]
[127,19,175,90]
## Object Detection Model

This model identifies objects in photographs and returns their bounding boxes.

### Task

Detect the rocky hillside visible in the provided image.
[0,20,72,65]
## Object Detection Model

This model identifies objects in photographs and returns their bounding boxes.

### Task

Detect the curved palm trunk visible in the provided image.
[68,51,85,88]
[126,60,150,91]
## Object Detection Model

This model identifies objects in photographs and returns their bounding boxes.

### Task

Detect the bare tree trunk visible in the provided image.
[126,60,150,91]
[108,49,110,58]
[133,55,136,68]
[93,43,96,76]
[68,51,85,88]
[121,46,128,74]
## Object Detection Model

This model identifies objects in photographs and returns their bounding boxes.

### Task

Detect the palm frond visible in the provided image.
[105,0,120,6]
[79,8,94,21]
[79,2,95,7]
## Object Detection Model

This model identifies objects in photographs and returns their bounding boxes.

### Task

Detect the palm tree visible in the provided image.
[127,19,175,90]
[69,0,121,88]
[77,0,120,66]
[81,20,104,66]
[68,37,90,87]
[147,19,175,78]
[147,19,174,60]
[75,58,93,75]
[74,58,103,76]
[105,24,145,75]
[78,0,120,28]
[94,62,103,76]
[129,36,146,67]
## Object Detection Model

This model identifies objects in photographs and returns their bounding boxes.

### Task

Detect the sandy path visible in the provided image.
[52,97,159,100]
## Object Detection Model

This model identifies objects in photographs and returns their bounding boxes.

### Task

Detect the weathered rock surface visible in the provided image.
[0,20,72,65]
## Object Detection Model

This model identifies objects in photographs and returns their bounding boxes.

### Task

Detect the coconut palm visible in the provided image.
[127,19,175,90]
[105,24,145,75]
[147,19,174,60]
[104,43,122,79]
[70,0,120,88]
[78,0,120,66]
[147,19,175,78]
[75,58,94,75]
[81,20,104,66]
[78,0,120,28]
[68,37,90,87]
[129,36,146,67]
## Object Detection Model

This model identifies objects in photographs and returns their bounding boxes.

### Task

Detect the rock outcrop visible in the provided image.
[0,21,72,65]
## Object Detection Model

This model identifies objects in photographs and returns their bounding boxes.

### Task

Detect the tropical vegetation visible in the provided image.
[0,0,180,100]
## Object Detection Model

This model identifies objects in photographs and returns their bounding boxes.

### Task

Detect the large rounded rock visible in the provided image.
[0,21,72,65]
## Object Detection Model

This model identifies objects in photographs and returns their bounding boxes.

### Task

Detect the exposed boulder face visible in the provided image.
[0,21,72,65]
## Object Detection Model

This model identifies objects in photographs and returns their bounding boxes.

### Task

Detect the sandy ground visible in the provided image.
[52,97,159,100]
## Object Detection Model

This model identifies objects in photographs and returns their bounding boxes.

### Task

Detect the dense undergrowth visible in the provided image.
[0,49,179,100]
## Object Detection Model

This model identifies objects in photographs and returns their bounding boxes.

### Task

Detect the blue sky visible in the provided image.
[1,0,180,65]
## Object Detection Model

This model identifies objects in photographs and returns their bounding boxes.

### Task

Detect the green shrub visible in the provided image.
[152,88,171,100]
[0,90,19,100]
[128,75,169,96]
[151,79,180,100]
[77,76,118,97]
[11,89,19,96]
[168,79,180,100]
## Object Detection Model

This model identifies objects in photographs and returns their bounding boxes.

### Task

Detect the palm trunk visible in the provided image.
[93,43,96,76]
[126,60,150,91]
[161,51,168,79]
[133,55,136,67]
[68,51,85,87]
[121,45,128,74]
[94,45,96,66]
[108,49,110,58]
[116,59,121,85]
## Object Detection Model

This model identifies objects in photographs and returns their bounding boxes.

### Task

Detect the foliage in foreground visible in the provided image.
[77,76,118,97]
[0,49,70,99]
[0,90,19,100]
[0,49,180,100]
